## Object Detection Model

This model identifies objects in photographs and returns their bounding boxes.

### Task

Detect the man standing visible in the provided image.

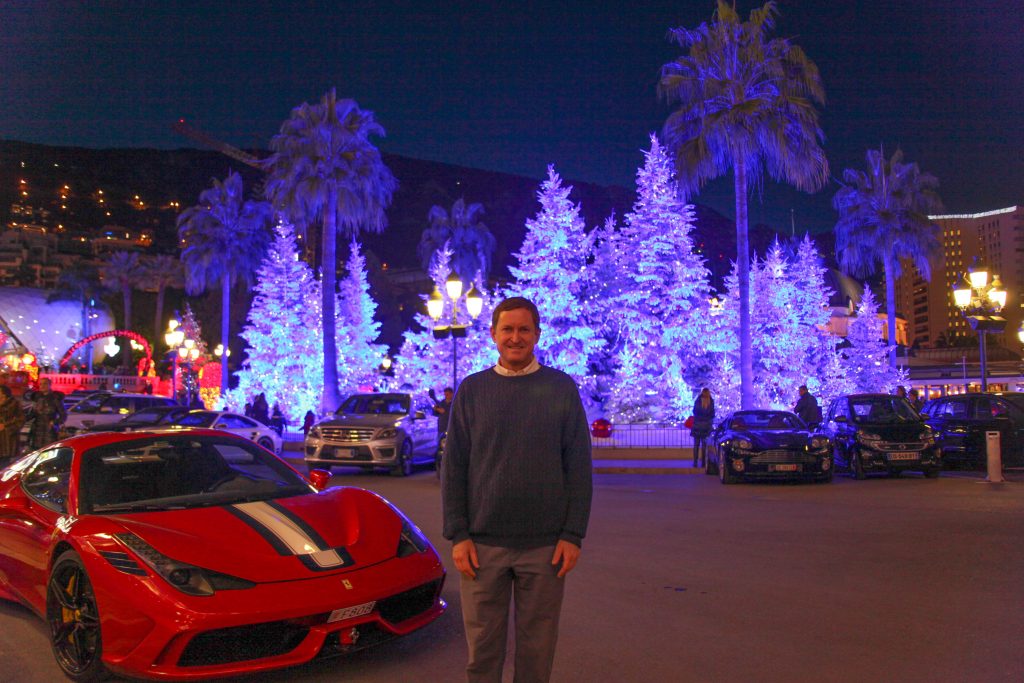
[28,378,66,450]
[794,384,819,427]
[442,297,592,683]
[431,386,454,439]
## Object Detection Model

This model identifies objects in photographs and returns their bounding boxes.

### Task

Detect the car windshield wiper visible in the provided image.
[93,502,187,513]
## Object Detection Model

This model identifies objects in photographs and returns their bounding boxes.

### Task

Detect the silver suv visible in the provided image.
[304,393,438,476]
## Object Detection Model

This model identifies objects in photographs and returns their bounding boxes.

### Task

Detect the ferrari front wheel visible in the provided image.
[47,550,107,682]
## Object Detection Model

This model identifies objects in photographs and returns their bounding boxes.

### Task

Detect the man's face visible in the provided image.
[39,380,51,393]
[799,387,806,396]
[491,307,540,371]
[443,389,454,402]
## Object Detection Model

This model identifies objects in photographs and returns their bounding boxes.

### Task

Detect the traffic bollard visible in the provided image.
[985,430,1004,483]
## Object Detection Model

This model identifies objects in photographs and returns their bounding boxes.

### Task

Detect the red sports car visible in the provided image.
[0,430,446,681]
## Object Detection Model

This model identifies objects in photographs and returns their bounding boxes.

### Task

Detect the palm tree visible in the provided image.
[177,171,271,394]
[659,0,828,408]
[144,254,184,343]
[101,251,144,330]
[264,89,397,412]
[48,264,103,372]
[834,147,943,369]
[417,198,495,280]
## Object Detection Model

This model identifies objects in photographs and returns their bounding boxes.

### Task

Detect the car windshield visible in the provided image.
[729,411,802,430]
[175,411,217,427]
[122,408,170,424]
[849,397,920,424]
[337,395,410,416]
[79,435,310,513]
[70,394,110,413]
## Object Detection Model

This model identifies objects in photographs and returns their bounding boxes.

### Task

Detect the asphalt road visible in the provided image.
[2,467,1022,683]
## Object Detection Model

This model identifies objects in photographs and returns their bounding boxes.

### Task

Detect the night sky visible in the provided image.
[2,1,1022,232]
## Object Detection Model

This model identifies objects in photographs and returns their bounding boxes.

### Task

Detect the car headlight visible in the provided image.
[116,532,254,596]
[919,431,935,443]
[810,436,830,449]
[396,520,430,558]
[856,430,881,445]
[377,427,398,440]
[308,425,322,439]
[731,438,752,450]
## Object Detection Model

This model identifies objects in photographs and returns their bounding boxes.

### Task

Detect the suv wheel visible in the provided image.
[852,452,866,480]
[391,440,413,477]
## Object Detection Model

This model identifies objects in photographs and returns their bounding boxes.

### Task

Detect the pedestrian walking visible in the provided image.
[302,410,316,436]
[0,385,25,464]
[442,296,593,683]
[691,387,715,467]
[27,378,66,451]
[430,386,454,439]
[795,384,820,427]
[251,393,269,425]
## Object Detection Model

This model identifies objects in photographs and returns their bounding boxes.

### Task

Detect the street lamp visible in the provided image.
[952,259,1007,392]
[164,317,185,398]
[427,274,484,390]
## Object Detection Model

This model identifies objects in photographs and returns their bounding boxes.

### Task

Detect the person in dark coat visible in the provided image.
[0,385,25,463]
[251,393,269,425]
[28,378,66,451]
[302,410,316,436]
[691,387,715,467]
[794,385,820,427]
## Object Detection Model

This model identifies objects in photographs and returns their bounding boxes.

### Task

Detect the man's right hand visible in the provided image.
[452,539,479,580]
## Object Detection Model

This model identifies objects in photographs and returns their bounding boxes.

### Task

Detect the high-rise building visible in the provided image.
[895,205,1023,350]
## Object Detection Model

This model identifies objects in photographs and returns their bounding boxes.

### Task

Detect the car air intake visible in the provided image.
[178,620,309,667]
[377,579,442,625]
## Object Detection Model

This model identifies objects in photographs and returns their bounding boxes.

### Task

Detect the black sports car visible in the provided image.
[706,410,833,484]
[822,393,940,479]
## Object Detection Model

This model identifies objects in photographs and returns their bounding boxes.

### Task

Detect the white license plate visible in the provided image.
[888,452,918,461]
[328,601,376,623]
[333,448,355,458]
[769,464,799,472]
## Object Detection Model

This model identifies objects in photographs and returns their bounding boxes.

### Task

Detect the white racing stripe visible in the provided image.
[233,501,345,568]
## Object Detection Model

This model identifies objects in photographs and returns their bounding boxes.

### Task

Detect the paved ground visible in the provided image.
[1,467,1022,682]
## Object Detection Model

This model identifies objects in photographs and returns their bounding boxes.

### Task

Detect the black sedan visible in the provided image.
[706,410,833,484]
[821,394,940,479]
[920,392,1024,469]
[81,405,191,433]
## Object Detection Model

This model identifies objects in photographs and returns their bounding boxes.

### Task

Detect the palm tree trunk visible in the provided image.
[221,274,231,395]
[734,157,754,409]
[154,285,166,345]
[123,286,133,330]
[883,252,898,370]
[321,191,341,412]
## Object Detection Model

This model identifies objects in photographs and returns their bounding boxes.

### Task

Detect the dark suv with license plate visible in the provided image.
[822,393,941,479]
[919,392,1024,469]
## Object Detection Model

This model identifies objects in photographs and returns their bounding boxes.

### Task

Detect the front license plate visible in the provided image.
[328,601,376,623]
[769,464,800,472]
[888,452,918,461]
[333,447,355,458]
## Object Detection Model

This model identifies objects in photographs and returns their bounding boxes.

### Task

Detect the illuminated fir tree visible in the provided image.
[843,287,904,393]
[507,166,604,399]
[603,136,712,421]
[224,221,321,422]
[335,240,388,394]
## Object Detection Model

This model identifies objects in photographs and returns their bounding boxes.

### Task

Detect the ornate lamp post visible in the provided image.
[164,317,185,399]
[427,274,484,390]
[952,259,1007,392]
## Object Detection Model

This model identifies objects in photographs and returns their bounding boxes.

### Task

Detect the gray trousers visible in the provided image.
[460,543,565,683]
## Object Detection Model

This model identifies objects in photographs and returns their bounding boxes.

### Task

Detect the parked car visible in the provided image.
[822,394,941,479]
[171,410,283,454]
[305,393,438,476]
[0,430,445,681]
[62,393,178,436]
[706,410,833,484]
[919,392,1024,469]
[81,405,192,433]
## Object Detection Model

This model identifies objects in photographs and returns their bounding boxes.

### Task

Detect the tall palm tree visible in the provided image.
[417,197,495,280]
[177,171,271,393]
[834,147,943,369]
[264,89,397,412]
[48,264,103,372]
[144,254,184,343]
[101,251,144,330]
[659,0,828,408]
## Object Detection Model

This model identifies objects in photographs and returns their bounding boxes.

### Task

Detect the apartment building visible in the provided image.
[895,205,1023,350]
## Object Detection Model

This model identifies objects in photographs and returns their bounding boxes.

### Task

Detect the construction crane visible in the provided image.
[171,119,265,170]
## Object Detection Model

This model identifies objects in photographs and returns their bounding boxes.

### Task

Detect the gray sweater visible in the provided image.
[441,365,593,549]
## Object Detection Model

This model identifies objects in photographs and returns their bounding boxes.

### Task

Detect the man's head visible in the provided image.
[490,297,541,371]
[799,385,808,396]
[39,378,51,393]
[443,387,454,401]
[909,388,919,400]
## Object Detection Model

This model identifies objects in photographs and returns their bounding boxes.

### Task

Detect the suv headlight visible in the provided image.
[731,438,752,450]
[116,532,254,596]
[377,427,398,440]
[856,430,881,445]
[810,436,830,450]
[308,425,322,439]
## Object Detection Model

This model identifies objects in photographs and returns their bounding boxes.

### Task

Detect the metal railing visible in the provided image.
[591,423,693,449]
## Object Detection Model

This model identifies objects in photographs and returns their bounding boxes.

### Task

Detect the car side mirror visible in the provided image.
[307,469,331,491]
[833,415,848,424]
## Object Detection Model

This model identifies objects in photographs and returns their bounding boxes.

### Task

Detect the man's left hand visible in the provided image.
[551,540,580,578]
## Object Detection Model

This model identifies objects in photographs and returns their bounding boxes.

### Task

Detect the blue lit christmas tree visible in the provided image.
[335,240,388,394]
[843,286,905,393]
[507,166,604,400]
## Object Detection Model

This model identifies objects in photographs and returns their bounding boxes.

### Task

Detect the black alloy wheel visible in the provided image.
[391,439,414,477]
[257,436,275,453]
[852,451,866,480]
[718,454,738,485]
[47,551,107,682]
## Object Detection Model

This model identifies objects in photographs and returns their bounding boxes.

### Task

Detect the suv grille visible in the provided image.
[319,427,376,442]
